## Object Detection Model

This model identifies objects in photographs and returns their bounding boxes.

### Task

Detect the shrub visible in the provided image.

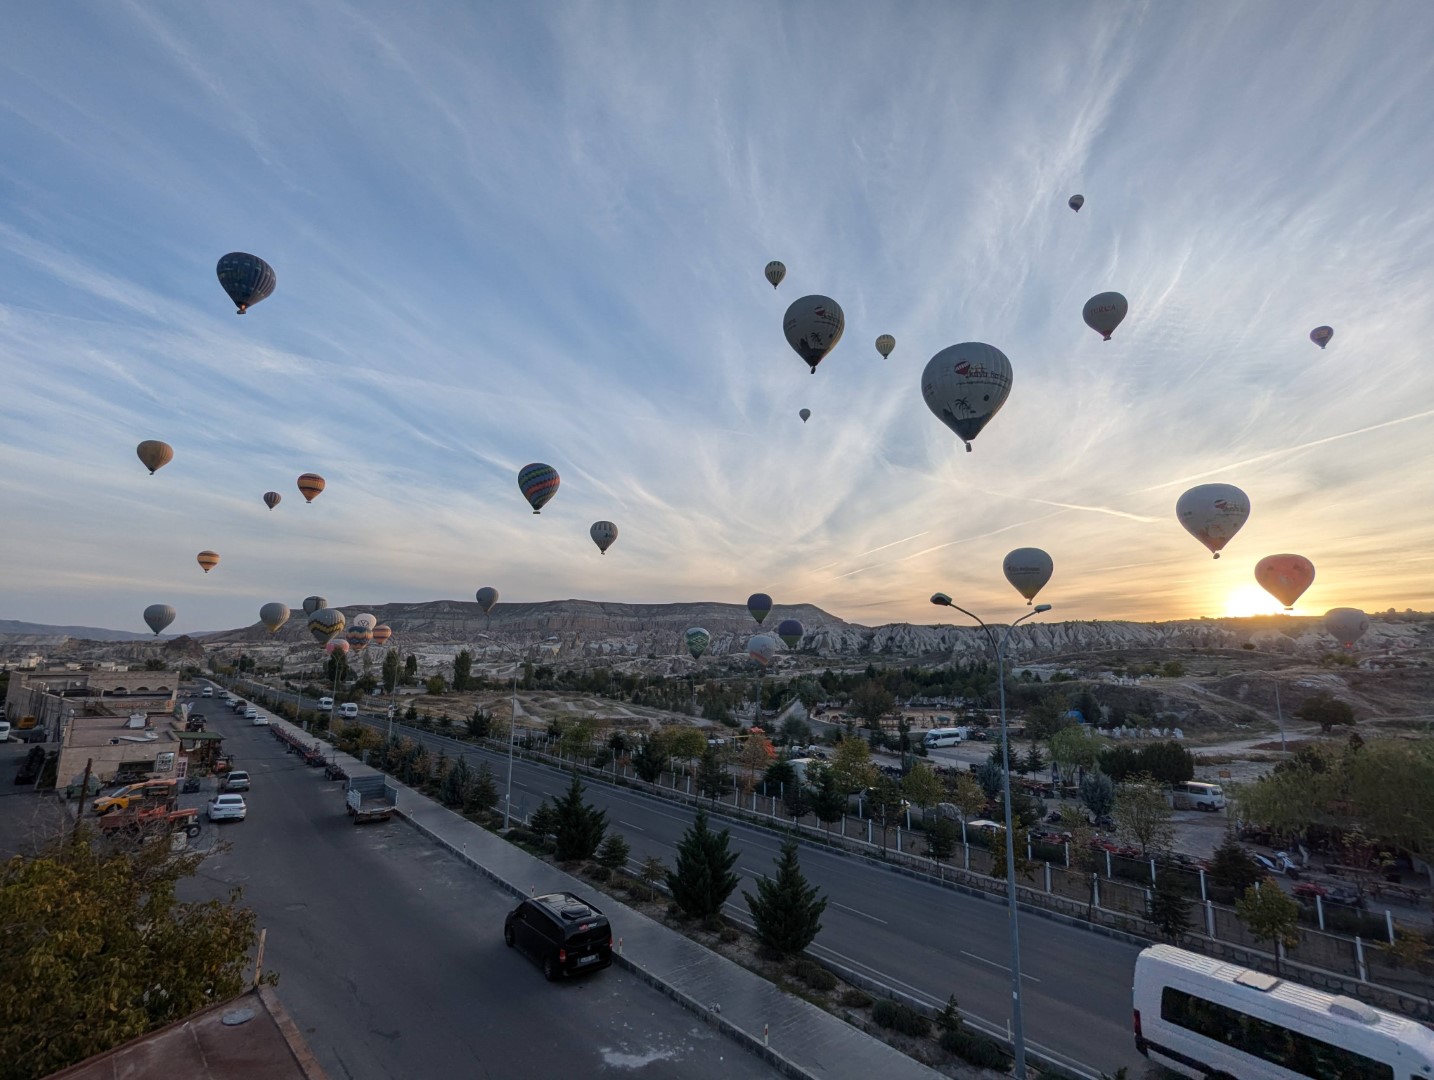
[718,927,740,944]
[840,988,873,1008]
[872,999,931,1037]
[940,1027,1009,1068]
[792,958,837,991]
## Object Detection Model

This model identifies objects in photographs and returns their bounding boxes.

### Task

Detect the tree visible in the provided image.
[868,775,906,852]
[974,760,1005,801]
[638,855,667,901]
[529,800,557,847]
[466,762,497,817]
[1236,881,1300,972]
[783,778,812,821]
[1020,744,1046,777]
[425,675,447,696]
[324,650,350,683]
[989,824,1034,884]
[1382,931,1434,1008]
[780,715,812,747]
[466,707,491,739]
[1025,693,1074,741]
[0,828,262,1077]
[403,653,418,682]
[1114,780,1174,855]
[744,840,827,958]
[667,809,740,924]
[1209,830,1263,893]
[900,762,944,816]
[849,681,895,732]
[949,773,987,822]
[809,764,846,834]
[697,748,729,802]
[1079,770,1116,819]
[738,730,776,783]
[1294,691,1356,733]
[1149,875,1193,941]
[662,726,708,764]
[830,738,876,796]
[631,737,664,783]
[596,832,631,874]
[382,650,401,693]
[451,649,473,692]
[1049,726,1104,775]
[551,773,607,862]
[1138,741,1195,784]
[441,756,470,807]
[926,817,958,865]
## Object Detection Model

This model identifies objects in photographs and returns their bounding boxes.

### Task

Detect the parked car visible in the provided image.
[222,770,251,792]
[244,707,259,720]
[14,746,46,785]
[0,720,11,742]
[201,687,213,698]
[504,892,613,981]
[207,794,247,822]
[251,712,270,726]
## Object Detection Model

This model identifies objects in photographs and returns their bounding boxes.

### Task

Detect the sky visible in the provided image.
[2,1,1432,636]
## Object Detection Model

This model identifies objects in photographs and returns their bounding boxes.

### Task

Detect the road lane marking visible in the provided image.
[618,820,646,832]
[961,949,1041,982]
[830,901,887,924]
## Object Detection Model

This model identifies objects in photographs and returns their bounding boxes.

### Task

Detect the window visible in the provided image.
[1160,987,1392,1080]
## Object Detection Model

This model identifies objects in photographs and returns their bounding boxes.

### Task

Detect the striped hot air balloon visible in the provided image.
[136,440,174,475]
[308,607,345,644]
[297,473,326,503]
[216,252,276,314]
[263,491,282,510]
[518,463,559,514]
[372,624,393,646]
[196,550,220,574]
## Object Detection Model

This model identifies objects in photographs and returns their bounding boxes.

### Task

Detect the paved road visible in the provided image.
[181,710,782,1080]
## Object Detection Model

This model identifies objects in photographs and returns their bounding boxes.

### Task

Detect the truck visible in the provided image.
[346,775,398,824]
[99,804,201,839]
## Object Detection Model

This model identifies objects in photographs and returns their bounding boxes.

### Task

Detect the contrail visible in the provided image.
[809,531,931,572]
[976,490,1163,523]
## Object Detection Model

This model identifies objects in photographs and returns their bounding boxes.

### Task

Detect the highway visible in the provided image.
[181,704,784,1080]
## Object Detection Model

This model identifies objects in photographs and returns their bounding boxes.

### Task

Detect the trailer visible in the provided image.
[345,775,397,824]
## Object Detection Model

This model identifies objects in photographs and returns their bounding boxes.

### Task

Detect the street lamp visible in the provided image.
[473,635,534,831]
[930,593,1051,1080]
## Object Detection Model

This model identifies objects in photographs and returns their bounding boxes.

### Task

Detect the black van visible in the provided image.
[504,892,613,981]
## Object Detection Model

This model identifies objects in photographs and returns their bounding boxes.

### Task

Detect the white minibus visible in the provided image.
[923,727,966,748]
[1172,781,1226,811]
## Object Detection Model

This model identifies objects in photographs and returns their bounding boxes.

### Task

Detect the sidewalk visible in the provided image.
[296,723,944,1080]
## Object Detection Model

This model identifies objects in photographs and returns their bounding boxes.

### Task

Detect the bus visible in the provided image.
[1172,781,1226,811]
[1133,945,1434,1079]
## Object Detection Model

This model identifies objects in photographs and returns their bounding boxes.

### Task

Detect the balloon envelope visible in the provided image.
[345,625,373,651]
[1254,555,1316,609]
[260,602,290,633]
[747,593,773,626]
[921,342,1013,451]
[297,473,325,503]
[475,587,499,614]
[783,295,845,373]
[747,634,777,667]
[263,491,282,510]
[325,638,350,656]
[684,626,711,660]
[590,520,618,554]
[216,252,276,314]
[1003,547,1054,604]
[1324,608,1369,648]
[372,624,392,646]
[143,604,175,636]
[302,596,327,617]
[875,334,895,359]
[196,550,220,574]
[776,618,804,649]
[308,607,345,644]
[351,613,377,631]
[764,261,786,289]
[136,440,173,475]
[1310,325,1334,349]
[518,463,560,514]
[799,408,811,423]
[1082,292,1128,340]
[1176,484,1250,559]
[1069,194,1084,212]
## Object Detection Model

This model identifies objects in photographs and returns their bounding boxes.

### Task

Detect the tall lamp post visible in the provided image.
[930,593,1051,1080]
[472,634,532,831]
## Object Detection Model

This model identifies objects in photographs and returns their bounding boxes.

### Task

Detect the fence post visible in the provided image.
[1106,850,1112,878]
[1355,935,1368,981]
[896,828,902,854]
[1198,867,1207,904]
[1027,839,1033,862]
[841,815,846,838]
[1385,910,1395,945]
[867,819,873,845]
[686,775,692,795]
[1316,894,1325,931]
[770,795,777,817]
[1044,862,1051,894]
[1093,874,1101,911]
[1149,857,1157,883]
[1064,841,1070,868]
[963,843,969,871]
[1205,900,1215,938]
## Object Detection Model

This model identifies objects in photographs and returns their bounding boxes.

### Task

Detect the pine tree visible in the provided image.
[1149,874,1193,940]
[697,748,728,802]
[745,839,827,957]
[465,762,497,816]
[926,817,958,864]
[810,765,846,833]
[784,780,811,821]
[441,757,470,807]
[667,808,740,923]
[631,737,664,783]
[552,773,607,862]
[596,832,631,873]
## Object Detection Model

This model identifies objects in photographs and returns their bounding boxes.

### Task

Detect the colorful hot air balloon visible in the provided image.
[351,613,377,631]
[921,342,1013,452]
[302,596,328,617]
[297,473,325,503]
[776,618,803,648]
[1254,555,1316,610]
[799,408,811,423]
[136,440,173,475]
[1176,484,1250,559]
[475,587,499,614]
[1003,548,1054,605]
[684,627,711,660]
[764,261,786,289]
[260,602,290,634]
[747,634,777,667]
[783,295,845,374]
[1068,194,1084,212]
[518,463,560,514]
[1310,325,1334,349]
[325,638,350,656]
[1082,292,1128,340]
[196,550,220,574]
[263,491,282,510]
[143,604,176,636]
[372,624,392,646]
[1324,608,1369,648]
[216,252,276,314]
[590,521,618,554]
[747,593,773,626]
[346,624,373,652]
[307,607,345,644]
[875,334,895,359]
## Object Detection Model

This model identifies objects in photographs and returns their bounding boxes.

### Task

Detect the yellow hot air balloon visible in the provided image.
[297,473,326,503]
[196,550,220,574]
[136,440,173,475]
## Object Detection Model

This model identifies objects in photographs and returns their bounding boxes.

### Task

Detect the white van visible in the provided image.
[1172,781,1225,811]
[923,727,967,748]
[338,702,359,719]
[317,697,334,712]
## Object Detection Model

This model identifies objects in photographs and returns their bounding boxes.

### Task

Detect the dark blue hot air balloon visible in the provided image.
[776,618,803,648]
[518,463,560,514]
[216,252,276,314]
[746,592,773,626]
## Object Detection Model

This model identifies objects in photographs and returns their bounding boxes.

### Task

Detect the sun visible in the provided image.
[1221,584,1286,618]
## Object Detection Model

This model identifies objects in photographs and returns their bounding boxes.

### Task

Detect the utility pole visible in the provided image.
[72,757,93,841]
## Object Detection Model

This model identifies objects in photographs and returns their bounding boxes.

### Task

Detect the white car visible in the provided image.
[251,712,270,726]
[244,707,258,720]
[201,687,213,698]
[207,794,247,822]
[0,720,11,742]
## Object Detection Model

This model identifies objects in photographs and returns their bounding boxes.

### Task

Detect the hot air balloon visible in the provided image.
[1254,555,1316,610]
[136,440,174,475]
[1324,608,1369,648]
[799,408,811,423]
[764,261,786,289]
[475,587,499,614]
[346,624,373,652]
[325,638,350,656]
[351,613,377,631]
[875,334,895,360]
[684,627,711,660]
[1082,292,1128,340]
[518,463,559,514]
[776,618,804,649]
[196,550,220,574]
[143,604,176,636]
[260,602,290,634]
[297,473,325,503]
[1003,548,1054,605]
[590,521,618,554]
[747,593,773,626]
[216,252,276,314]
[307,607,345,644]
[372,624,392,646]
[921,342,1013,452]
[1310,326,1334,349]
[1068,194,1084,212]
[783,295,845,374]
[263,491,282,510]
[1176,484,1250,559]
[747,634,777,667]
[302,596,328,617]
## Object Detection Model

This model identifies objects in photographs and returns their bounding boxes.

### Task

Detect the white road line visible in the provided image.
[960,950,1041,982]
[830,901,888,924]
[740,866,770,880]
[618,820,646,832]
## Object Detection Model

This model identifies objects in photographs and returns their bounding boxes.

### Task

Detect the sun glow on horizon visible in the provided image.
[1221,583,1288,619]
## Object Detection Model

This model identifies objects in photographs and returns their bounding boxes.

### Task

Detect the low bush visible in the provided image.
[840,988,873,1008]
[940,1026,1008,1068]
[872,999,930,1037]
[792,958,836,991]
[718,927,741,944]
